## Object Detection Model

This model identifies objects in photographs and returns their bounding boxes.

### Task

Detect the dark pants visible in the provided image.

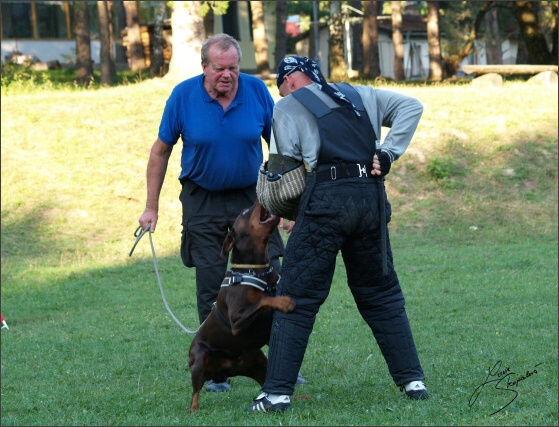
[262,177,424,395]
[179,179,284,323]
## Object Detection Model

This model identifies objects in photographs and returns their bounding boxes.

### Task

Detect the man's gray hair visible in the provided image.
[201,33,242,64]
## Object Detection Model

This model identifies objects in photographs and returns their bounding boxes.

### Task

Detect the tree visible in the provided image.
[513,1,556,64]
[328,0,346,80]
[391,0,405,80]
[150,1,166,77]
[274,0,288,69]
[165,1,206,82]
[113,1,128,65]
[74,1,93,86]
[124,1,146,71]
[349,0,364,73]
[439,1,493,77]
[98,1,115,85]
[362,0,381,78]
[426,1,444,81]
[250,1,270,74]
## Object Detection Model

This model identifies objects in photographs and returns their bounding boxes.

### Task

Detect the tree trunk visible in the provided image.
[485,6,502,64]
[274,0,288,69]
[150,2,166,78]
[165,1,205,83]
[203,7,214,37]
[106,1,117,77]
[551,1,558,61]
[362,0,381,78]
[74,1,93,86]
[349,0,363,73]
[97,1,113,85]
[426,1,443,81]
[329,1,346,81]
[443,1,493,77]
[250,1,270,74]
[513,1,554,64]
[124,1,146,71]
[114,1,128,65]
[391,1,405,80]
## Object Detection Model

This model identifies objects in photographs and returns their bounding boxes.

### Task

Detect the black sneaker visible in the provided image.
[205,378,231,392]
[247,392,291,412]
[401,381,428,400]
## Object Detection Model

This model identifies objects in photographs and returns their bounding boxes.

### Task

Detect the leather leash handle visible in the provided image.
[376,140,388,276]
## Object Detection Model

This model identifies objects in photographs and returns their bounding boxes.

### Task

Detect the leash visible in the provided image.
[129,224,201,335]
[376,141,388,276]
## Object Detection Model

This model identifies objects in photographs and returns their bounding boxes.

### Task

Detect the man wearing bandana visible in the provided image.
[247,57,427,412]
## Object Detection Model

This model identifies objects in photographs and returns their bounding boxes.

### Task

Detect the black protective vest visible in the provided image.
[291,83,378,167]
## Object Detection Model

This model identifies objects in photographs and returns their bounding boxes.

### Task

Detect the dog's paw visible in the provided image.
[276,296,296,312]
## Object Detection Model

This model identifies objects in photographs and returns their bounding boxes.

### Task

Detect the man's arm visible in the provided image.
[138,138,173,232]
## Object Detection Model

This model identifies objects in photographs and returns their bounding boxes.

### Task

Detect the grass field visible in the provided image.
[1,74,557,426]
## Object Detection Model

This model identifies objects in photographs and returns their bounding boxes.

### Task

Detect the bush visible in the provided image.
[426,155,460,180]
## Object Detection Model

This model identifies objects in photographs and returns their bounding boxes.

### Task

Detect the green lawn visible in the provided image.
[1,76,557,426]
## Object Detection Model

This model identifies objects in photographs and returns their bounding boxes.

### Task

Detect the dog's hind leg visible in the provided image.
[187,350,208,413]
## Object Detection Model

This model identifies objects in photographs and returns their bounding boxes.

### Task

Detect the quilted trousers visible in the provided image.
[262,177,424,395]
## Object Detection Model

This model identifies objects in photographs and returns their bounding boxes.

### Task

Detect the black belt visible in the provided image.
[315,163,376,183]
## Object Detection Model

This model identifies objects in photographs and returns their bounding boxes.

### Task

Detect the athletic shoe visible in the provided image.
[401,380,428,400]
[247,392,291,412]
[205,378,231,392]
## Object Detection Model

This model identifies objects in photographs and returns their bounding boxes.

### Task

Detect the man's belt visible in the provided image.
[315,162,375,183]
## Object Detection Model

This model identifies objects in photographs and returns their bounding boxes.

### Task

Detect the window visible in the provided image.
[1,1,33,38]
[222,1,240,40]
[36,1,68,39]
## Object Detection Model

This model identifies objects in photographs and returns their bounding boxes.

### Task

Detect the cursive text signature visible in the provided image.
[468,360,543,416]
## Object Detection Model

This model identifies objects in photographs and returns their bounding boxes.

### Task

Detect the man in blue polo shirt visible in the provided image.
[138,33,305,392]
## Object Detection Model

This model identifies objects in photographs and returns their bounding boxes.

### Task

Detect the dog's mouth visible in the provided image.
[259,206,280,226]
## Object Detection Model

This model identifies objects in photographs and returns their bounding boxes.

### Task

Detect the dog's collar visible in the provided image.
[230,263,269,269]
[221,267,278,294]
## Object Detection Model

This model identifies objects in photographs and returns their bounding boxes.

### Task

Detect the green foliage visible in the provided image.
[426,155,461,180]
[200,1,229,17]
[0,62,54,92]
[1,63,150,95]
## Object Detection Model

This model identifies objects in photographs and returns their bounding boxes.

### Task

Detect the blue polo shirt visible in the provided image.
[158,73,274,191]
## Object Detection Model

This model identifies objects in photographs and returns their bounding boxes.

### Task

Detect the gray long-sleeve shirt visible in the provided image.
[270,82,423,170]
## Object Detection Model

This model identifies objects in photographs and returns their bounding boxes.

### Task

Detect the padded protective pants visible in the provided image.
[179,180,284,323]
[262,177,424,395]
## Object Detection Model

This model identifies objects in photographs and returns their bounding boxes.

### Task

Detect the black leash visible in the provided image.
[376,141,388,276]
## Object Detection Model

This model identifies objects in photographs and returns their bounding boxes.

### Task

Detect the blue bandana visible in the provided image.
[276,56,360,116]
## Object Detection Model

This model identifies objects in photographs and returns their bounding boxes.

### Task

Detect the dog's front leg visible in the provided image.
[228,294,295,335]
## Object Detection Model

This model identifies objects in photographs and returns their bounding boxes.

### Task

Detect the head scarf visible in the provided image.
[276,56,360,117]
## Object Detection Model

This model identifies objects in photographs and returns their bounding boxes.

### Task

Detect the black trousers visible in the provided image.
[262,177,424,395]
[179,179,284,323]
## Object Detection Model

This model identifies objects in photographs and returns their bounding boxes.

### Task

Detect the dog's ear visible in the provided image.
[221,229,235,258]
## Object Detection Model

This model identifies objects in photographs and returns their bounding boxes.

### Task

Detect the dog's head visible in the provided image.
[221,200,280,266]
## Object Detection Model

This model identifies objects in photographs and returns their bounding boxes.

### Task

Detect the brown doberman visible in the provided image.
[187,200,295,413]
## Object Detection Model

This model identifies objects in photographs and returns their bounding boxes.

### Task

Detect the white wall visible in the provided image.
[1,40,101,64]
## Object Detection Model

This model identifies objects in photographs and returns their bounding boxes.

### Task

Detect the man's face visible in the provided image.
[202,45,240,97]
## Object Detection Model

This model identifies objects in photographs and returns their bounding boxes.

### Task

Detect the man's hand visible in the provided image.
[279,218,295,234]
[371,151,392,177]
[139,207,158,233]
